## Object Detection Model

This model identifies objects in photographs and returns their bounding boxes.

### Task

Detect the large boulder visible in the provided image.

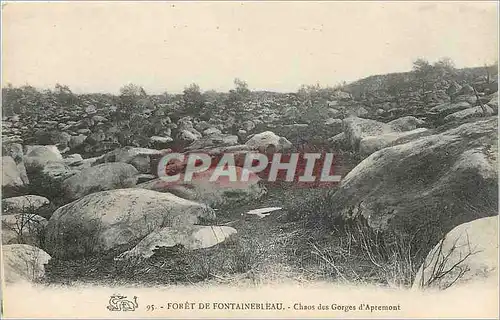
[39,161,79,182]
[2,144,29,186]
[137,166,266,207]
[444,105,495,122]
[149,136,173,149]
[23,145,63,171]
[2,156,25,190]
[2,195,50,214]
[45,189,215,259]
[63,154,84,167]
[117,225,237,260]
[358,128,429,156]
[185,134,239,151]
[245,131,293,152]
[413,216,498,290]
[343,116,429,154]
[62,163,139,201]
[96,147,167,174]
[24,145,63,159]
[342,117,394,151]
[328,117,498,244]
[430,101,471,116]
[177,117,203,143]
[203,127,223,136]
[387,116,425,132]
[2,244,51,284]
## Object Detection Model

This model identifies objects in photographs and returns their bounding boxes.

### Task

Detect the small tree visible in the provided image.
[227,78,251,109]
[297,83,321,102]
[183,83,206,115]
[115,83,152,146]
[225,78,252,128]
[54,83,78,106]
[117,84,153,116]
[413,57,457,102]
[54,83,73,95]
[433,57,457,83]
[232,78,251,98]
[413,58,434,93]
[412,57,457,99]
[119,83,146,109]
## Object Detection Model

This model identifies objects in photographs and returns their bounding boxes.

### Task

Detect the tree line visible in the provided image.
[3,58,497,120]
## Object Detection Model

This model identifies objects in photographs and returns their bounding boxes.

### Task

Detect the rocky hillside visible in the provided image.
[2,62,498,289]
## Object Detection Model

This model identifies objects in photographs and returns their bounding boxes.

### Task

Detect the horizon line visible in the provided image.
[2,61,495,96]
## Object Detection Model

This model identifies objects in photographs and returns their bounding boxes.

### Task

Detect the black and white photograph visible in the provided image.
[1,1,499,318]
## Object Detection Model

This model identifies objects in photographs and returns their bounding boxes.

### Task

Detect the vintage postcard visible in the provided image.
[1,1,499,318]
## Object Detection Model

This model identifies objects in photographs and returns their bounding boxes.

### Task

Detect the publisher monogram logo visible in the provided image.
[106,294,138,312]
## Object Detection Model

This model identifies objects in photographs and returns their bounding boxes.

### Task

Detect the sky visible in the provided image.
[2,1,498,94]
